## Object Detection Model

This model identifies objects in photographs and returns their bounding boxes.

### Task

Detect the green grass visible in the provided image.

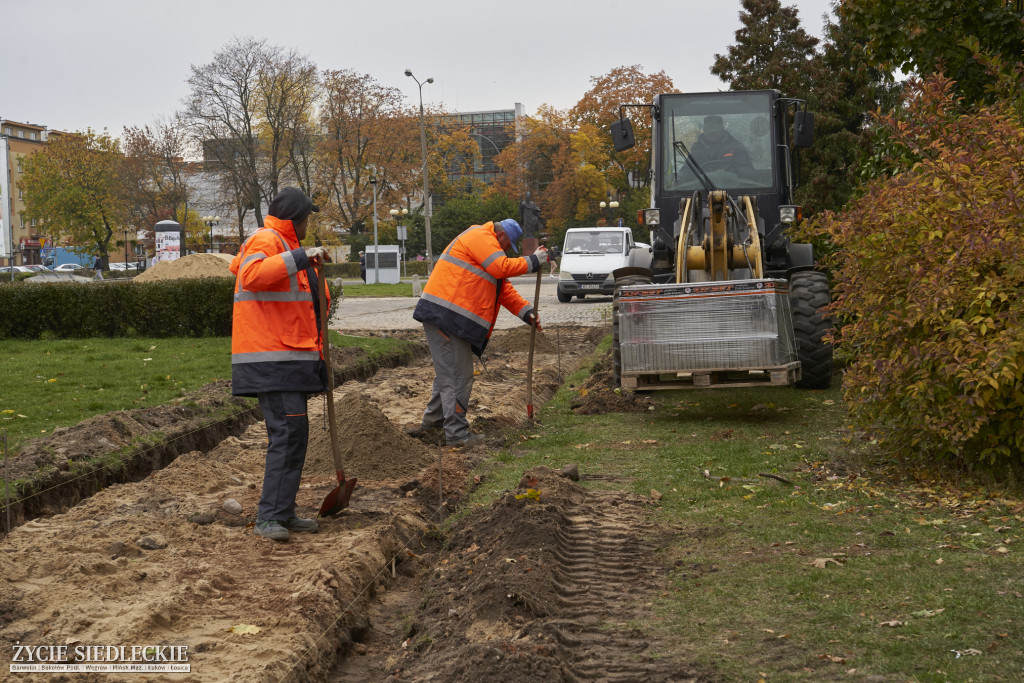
[343,283,414,297]
[0,337,234,454]
[328,330,418,360]
[466,341,1024,680]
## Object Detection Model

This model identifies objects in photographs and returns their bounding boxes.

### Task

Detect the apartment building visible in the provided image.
[0,118,48,266]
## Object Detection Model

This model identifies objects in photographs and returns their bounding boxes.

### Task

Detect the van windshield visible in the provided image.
[564,231,624,255]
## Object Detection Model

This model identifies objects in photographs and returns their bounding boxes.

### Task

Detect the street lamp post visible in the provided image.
[370,177,379,284]
[599,198,619,226]
[122,228,130,270]
[405,69,434,273]
[390,207,409,278]
[202,216,221,253]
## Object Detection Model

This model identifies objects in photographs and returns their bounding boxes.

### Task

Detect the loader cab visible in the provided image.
[616,90,814,281]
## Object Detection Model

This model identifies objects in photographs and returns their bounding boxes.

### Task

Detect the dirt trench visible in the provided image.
[0,325,704,681]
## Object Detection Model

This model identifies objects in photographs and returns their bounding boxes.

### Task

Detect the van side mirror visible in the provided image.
[611,118,635,152]
[793,111,814,148]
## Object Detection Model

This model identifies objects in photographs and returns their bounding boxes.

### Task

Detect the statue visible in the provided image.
[519,192,545,239]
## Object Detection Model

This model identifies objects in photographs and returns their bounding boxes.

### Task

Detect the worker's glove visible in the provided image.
[533,247,551,263]
[525,310,543,331]
[305,246,329,265]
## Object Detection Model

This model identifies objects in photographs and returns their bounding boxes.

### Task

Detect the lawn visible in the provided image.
[468,340,1024,680]
[0,333,416,455]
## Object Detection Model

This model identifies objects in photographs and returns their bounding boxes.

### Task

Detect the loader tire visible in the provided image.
[612,272,653,387]
[789,271,833,389]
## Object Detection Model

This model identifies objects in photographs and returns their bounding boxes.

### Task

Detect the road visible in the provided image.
[331,274,612,330]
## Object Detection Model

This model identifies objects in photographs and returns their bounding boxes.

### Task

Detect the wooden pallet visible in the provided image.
[621,362,801,390]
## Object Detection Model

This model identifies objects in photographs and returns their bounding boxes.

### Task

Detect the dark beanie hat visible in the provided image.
[268,187,319,222]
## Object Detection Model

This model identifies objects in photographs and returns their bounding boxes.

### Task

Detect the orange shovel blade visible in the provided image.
[319,475,357,517]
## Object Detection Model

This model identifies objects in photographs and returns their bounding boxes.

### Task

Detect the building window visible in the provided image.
[2,127,10,135]
[16,130,24,138]
[29,132,37,140]
[17,159,23,173]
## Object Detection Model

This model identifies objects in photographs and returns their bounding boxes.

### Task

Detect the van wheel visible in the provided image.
[556,288,571,303]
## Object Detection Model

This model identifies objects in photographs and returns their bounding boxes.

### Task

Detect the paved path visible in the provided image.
[330,275,613,330]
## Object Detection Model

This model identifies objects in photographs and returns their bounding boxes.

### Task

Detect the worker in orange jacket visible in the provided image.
[230,187,330,542]
[411,219,549,446]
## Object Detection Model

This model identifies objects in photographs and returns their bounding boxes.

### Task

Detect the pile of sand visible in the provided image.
[134,253,234,282]
[304,390,434,481]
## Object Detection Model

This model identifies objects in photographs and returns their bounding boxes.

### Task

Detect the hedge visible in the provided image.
[0,279,343,340]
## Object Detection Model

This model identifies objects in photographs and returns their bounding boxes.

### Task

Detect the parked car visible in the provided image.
[1,265,33,275]
[53,263,82,272]
[22,264,52,272]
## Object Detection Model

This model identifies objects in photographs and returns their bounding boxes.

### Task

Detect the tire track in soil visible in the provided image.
[331,467,710,682]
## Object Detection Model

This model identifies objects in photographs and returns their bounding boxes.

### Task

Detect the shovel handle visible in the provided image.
[526,265,542,420]
[318,271,345,479]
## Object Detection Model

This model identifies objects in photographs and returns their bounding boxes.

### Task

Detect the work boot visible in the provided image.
[253,519,289,542]
[405,423,440,438]
[446,433,485,448]
[283,517,318,533]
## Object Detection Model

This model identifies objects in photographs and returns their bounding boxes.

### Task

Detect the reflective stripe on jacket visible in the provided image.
[229,215,327,397]
[413,221,542,354]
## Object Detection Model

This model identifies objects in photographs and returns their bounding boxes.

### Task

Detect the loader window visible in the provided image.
[660,93,775,194]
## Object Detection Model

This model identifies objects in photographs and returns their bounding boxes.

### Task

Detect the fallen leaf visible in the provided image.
[228,624,261,635]
[878,620,905,627]
[812,558,842,568]
[818,653,846,663]
[911,608,945,618]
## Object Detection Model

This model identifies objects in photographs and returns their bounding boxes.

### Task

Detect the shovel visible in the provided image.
[317,270,357,516]
[526,250,544,421]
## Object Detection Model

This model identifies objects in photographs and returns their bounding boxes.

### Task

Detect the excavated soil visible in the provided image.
[134,253,234,282]
[332,467,706,682]
[569,349,657,415]
[0,325,704,681]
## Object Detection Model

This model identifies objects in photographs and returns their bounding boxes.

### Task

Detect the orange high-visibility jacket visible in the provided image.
[229,215,327,397]
[413,221,543,354]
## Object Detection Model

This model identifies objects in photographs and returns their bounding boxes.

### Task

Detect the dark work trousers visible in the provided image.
[421,322,475,443]
[257,391,309,522]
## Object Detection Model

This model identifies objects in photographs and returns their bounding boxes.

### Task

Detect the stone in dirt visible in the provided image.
[559,463,580,481]
[222,498,243,515]
[135,534,168,550]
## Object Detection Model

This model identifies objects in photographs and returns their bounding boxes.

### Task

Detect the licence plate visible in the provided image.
[581,284,600,290]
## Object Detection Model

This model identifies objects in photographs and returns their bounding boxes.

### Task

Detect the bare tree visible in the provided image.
[121,114,194,237]
[184,37,268,228]
[314,70,418,240]
[257,46,319,202]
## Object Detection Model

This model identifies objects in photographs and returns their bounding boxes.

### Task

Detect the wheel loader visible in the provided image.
[609,89,832,390]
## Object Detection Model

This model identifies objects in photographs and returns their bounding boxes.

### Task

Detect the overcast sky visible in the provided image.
[2,0,836,136]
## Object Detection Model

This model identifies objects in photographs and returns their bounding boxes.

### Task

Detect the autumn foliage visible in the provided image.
[814,74,1024,465]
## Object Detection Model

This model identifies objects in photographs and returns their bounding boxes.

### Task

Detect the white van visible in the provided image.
[556,226,652,303]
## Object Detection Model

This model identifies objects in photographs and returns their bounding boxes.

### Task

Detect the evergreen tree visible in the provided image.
[710,0,819,95]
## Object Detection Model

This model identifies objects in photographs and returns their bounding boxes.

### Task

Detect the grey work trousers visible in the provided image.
[421,322,475,443]
[257,391,309,522]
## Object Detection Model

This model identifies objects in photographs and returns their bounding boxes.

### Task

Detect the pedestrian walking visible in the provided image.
[409,218,550,446]
[93,255,103,280]
[359,251,366,283]
[229,186,330,542]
